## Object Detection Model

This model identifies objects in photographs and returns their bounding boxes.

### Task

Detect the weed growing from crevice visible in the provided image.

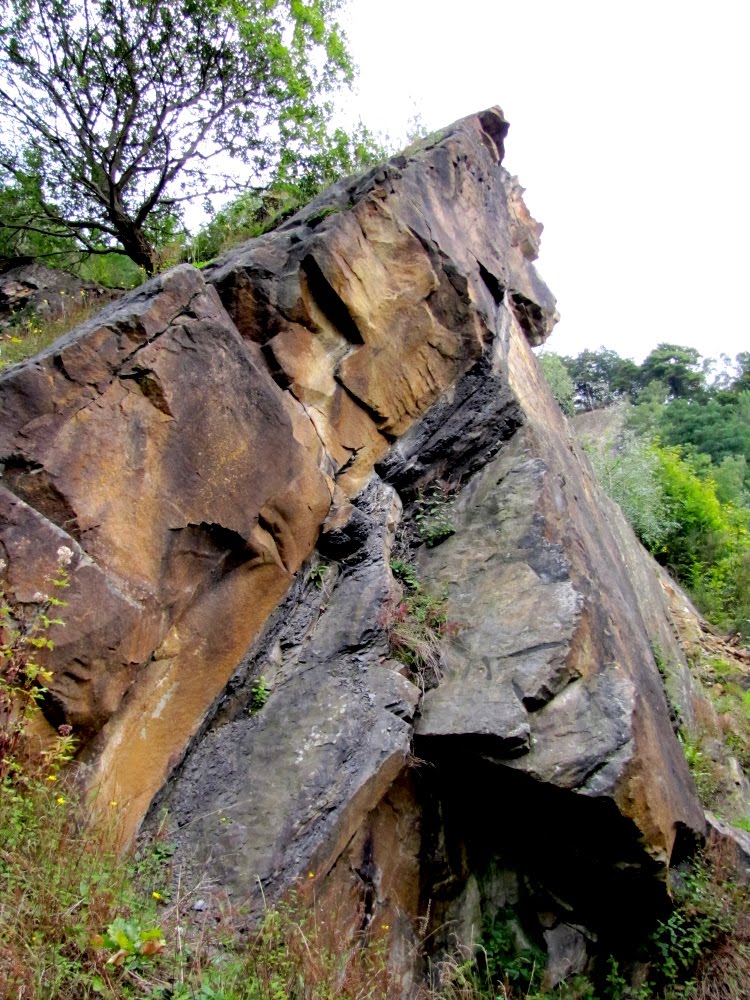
[386,560,461,691]
[415,483,456,548]
[249,675,271,713]
[309,561,330,589]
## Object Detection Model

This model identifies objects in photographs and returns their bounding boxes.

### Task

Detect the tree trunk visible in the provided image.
[118,225,156,275]
[111,209,156,274]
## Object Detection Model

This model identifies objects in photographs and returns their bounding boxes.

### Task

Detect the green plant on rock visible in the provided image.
[309,562,330,589]
[678,732,721,807]
[415,483,456,547]
[249,675,271,713]
[480,909,546,996]
[387,559,459,689]
[0,548,70,778]
[389,558,420,591]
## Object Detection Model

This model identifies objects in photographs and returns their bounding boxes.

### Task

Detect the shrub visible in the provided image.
[585,433,675,550]
[538,351,576,416]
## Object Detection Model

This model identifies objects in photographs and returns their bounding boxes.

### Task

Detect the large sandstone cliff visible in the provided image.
[0,109,708,986]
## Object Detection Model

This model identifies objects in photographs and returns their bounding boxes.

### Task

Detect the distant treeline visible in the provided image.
[540,344,750,637]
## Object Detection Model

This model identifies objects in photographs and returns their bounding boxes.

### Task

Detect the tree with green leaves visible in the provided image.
[562,347,640,411]
[537,351,575,416]
[0,0,353,274]
[640,343,707,400]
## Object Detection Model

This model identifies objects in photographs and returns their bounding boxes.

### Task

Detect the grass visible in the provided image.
[0,771,400,998]
[0,289,102,371]
[386,559,461,689]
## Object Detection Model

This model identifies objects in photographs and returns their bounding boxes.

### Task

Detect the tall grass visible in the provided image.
[0,289,101,371]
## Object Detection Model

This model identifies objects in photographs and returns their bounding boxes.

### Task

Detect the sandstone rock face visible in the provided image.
[0,108,705,984]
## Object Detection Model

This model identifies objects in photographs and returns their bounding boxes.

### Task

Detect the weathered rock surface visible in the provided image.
[0,108,708,985]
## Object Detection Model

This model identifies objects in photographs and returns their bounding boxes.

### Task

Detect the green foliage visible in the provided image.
[190,121,384,263]
[0,0,354,272]
[74,253,145,290]
[480,910,546,995]
[539,351,576,416]
[587,422,750,638]
[0,158,79,266]
[0,550,70,776]
[386,560,457,687]
[656,396,750,490]
[309,562,330,589]
[390,558,420,591]
[585,434,675,550]
[705,671,750,777]
[249,675,270,713]
[560,347,641,411]
[678,733,721,807]
[95,915,166,968]
[415,484,456,547]
[651,446,750,634]
[648,850,745,994]
[640,344,707,401]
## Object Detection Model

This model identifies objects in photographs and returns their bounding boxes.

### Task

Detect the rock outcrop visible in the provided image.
[0,261,119,332]
[0,108,707,986]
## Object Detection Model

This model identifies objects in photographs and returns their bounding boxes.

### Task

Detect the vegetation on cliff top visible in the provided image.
[0,0,365,274]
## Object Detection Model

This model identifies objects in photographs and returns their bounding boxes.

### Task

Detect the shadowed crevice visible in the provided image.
[302,254,364,346]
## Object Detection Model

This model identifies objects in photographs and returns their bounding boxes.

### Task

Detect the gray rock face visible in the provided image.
[161,479,418,900]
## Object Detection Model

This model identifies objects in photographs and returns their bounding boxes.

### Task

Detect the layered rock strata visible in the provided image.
[0,108,705,984]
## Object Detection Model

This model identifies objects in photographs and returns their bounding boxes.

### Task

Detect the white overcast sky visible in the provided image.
[340,0,749,364]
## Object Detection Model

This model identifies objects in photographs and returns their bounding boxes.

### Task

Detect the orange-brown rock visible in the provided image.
[0,266,331,829]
